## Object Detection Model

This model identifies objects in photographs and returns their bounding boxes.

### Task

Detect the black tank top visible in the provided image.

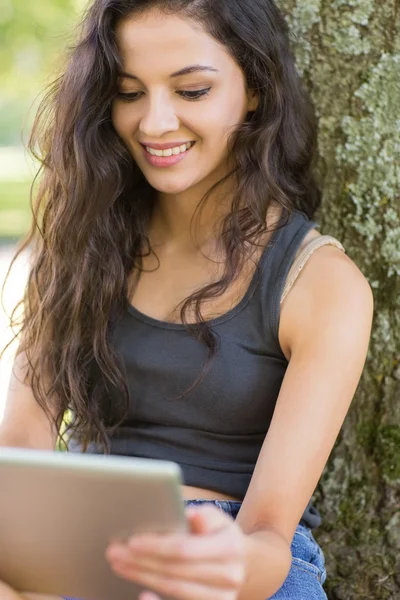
[77,209,322,529]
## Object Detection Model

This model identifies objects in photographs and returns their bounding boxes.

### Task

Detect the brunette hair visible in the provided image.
[1,0,321,451]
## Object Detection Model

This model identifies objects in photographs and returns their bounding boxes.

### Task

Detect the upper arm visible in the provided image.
[0,350,58,450]
[235,246,374,544]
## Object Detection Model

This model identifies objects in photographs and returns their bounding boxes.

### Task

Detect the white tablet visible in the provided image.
[0,447,188,600]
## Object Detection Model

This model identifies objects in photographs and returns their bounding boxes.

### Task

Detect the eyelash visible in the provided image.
[116,88,212,102]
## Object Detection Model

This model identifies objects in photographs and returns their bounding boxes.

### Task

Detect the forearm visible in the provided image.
[0,423,55,451]
[238,527,292,600]
[0,433,37,449]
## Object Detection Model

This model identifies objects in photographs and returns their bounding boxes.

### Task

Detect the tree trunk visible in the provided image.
[278,1,400,598]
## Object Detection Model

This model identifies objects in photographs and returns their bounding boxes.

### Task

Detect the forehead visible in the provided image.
[115,9,232,74]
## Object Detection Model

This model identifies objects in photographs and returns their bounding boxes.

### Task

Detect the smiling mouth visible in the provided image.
[142,142,196,157]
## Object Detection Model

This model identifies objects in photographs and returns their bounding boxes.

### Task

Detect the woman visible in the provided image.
[0,0,374,599]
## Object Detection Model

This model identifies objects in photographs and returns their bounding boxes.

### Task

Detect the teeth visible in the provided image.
[146,142,194,157]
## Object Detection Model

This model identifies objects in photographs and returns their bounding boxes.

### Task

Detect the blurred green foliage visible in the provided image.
[0,179,32,237]
[0,0,86,145]
[0,0,87,237]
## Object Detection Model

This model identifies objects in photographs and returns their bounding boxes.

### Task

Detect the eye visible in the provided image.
[116,91,143,102]
[116,88,212,103]
[178,88,212,101]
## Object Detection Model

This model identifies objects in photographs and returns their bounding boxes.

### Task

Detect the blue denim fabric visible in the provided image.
[63,498,327,600]
[188,500,327,600]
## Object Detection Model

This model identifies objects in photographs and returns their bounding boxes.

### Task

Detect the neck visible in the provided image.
[149,166,236,252]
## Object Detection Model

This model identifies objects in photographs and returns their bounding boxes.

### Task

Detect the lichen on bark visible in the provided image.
[277,1,400,598]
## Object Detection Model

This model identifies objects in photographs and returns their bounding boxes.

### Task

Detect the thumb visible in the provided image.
[186,507,206,534]
[186,505,232,535]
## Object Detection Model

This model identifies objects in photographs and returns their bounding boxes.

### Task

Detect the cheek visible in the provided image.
[111,103,133,140]
[203,95,247,142]
[193,106,236,146]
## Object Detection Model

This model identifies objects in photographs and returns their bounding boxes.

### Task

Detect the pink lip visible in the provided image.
[142,142,195,168]
[140,141,194,150]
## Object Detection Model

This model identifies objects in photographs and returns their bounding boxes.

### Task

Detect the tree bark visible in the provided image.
[278,1,400,598]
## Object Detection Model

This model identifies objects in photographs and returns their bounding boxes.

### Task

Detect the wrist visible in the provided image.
[238,527,292,600]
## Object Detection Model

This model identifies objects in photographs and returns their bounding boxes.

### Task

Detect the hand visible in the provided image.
[0,581,23,600]
[0,580,60,600]
[105,504,247,600]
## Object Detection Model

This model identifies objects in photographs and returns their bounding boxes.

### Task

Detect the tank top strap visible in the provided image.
[281,235,346,304]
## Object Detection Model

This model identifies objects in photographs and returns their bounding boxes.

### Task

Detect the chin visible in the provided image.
[143,175,199,195]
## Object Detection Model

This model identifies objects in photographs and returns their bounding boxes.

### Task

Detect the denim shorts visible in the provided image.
[64,498,327,600]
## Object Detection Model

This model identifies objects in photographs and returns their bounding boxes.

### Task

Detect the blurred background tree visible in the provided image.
[279,2,400,599]
[0,1,399,599]
[0,0,85,238]
[0,0,85,144]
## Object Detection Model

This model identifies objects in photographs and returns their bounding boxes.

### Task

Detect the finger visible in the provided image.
[110,553,245,589]
[108,524,243,562]
[22,596,62,600]
[111,562,241,600]
[185,508,204,535]
[186,505,233,535]
[139,593,161,600]
[118,506,238,561]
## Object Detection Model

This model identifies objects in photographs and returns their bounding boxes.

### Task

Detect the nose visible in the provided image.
[138,92,180,138]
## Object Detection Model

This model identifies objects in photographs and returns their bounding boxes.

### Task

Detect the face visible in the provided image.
[111,8,258,197]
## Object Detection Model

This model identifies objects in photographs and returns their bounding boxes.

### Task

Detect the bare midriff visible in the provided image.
[181,484,241,501]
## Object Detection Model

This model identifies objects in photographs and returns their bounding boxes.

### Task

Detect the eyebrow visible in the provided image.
[119,64,219,80]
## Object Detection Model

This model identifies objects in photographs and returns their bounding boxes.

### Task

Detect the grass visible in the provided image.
[0,179,33,239]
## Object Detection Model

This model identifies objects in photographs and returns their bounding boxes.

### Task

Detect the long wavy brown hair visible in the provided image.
[1,0,322,452]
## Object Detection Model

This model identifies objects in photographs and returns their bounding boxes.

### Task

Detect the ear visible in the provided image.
[247,89,259,112]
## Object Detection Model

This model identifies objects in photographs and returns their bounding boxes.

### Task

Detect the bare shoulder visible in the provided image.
[237,243,374,542]
[279,239,374,362]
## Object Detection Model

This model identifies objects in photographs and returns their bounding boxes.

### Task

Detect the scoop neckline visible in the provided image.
[126,215,285,330]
